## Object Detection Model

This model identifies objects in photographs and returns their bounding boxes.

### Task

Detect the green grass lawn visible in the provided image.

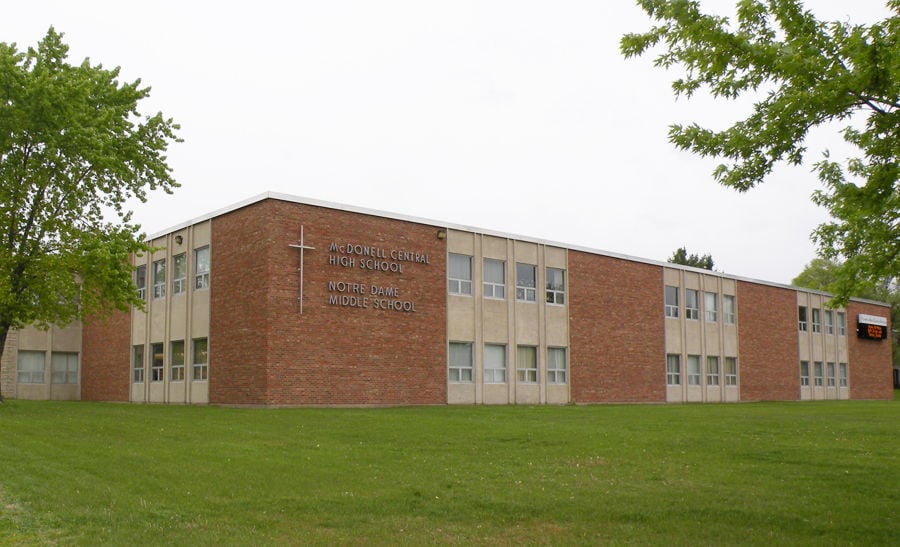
[1,397,898,545]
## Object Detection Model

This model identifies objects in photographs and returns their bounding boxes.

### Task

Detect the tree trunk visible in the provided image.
[0,326,7,403]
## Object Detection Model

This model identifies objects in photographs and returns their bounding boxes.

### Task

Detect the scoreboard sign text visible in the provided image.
[857,313,888,340]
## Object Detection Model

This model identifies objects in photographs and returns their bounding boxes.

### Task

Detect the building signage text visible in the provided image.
[326,241,430,313]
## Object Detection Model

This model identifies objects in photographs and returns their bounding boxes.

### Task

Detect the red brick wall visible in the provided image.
[81,309,131,401]
[569,252,665,403]
[209,202,275,404]
[847,301,893,399]
[736,281,799,401]
[211,199,447,405]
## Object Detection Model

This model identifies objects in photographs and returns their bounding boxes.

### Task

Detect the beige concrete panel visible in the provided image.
[18,326,49,349]
[513,240,539,264]
[132,309,147,343]
[51,323,82,351]
[131,383,145,403]
[515,383,540,404]
[800,386,812,400]
[543,246,567,269]
[169,230,189,257]
[683,272,700,290]
[150,301,166,343]
[150,237,168,261]
[482,383,509,405]
[704,324,721,355]
[725,386,740,402]
[798,342,810,361]
[706,386,722,403]
[16,384,50,400]
[545,306,568,347]
[666,385,684,403]
[482,299,508,342]
[665,320,682,353]
[448,298,476,340]
[701,274,719,292]
[839,386,849,400]
[686,386,703,402]
[149,382,165,403]
[724,326,738,356]
[546,384,568,404]
[811,340,824,362]
[796,291,809,307]
[684,321,702,354]
[447,230,475,255]
[514,302,539,344]
[192,221,211,246]
[169,295,187,338]
[191,291,211,337]
[664,268,681,286]
[168,382,186,404]
[722,278,736,295]
[481,235,508,259]
[448,382,475,404]
[50,384,79,401]
[190,381,209,404]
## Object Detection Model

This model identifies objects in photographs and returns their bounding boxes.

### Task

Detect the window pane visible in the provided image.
[484,344,506,383]
[17,351,46,384]
[51,352,79,384]
[449,342,473,383]
[665,286,679,318]
[192,338,209,381]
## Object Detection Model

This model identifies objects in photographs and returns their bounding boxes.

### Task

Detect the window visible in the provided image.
[824,310,834,334]
[545,268,566,305]
[814,361,823,387]
[687,355,701,385]
[192,338,209,381]
[725,357,738,386]
[172,253,187,294]
[516,345,538,383]
[448,254,472,296]
[448,342,473,382]
[685,289,699,320]
[151,343,164,382]
[812,308,821,333]
[194,246,210,290]
[483,259,505,299]
[723,295,736,324]
[704,292,718,322]
[51,352,79,384]
[837,312,846,336]
[483,344,506,383]
[135,264,147,300]
[798,306,808,331]
[800,361,810,386]
[133,345,145,383]
[826,362,836,387]
[547,347,567,384]
[664,286,679,318]
[170,341,185,382]
[152,259,166,299]
[839,363,848,387]
[706,356,720,386]
[16,351,45,384]
[666,354,681,385]
[516,264,536,302]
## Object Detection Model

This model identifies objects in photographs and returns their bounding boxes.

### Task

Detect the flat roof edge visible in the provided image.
[143,191,892,308]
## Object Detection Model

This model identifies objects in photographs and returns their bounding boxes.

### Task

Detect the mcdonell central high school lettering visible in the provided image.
[1,192,893,405]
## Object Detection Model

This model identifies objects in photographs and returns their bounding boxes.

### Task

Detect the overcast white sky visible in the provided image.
[3,1,892,284]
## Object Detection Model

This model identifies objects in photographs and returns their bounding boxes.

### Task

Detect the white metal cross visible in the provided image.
[288,225,315,314]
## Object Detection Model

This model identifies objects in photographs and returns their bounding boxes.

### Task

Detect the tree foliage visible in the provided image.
[622,0,900,304]
[668,246,715,270]
[0,28,180,384]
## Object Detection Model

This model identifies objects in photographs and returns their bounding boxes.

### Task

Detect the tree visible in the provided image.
[668,246,715,270]
[621,0,899,304]
[0,28,180,399]
[792,259,899,367]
